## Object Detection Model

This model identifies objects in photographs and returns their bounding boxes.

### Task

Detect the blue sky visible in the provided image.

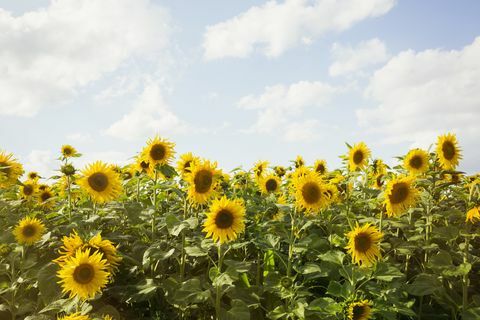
[0,0,479,176]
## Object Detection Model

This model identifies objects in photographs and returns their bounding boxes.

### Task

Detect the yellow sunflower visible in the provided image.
[54,231,84,265]
[348,300,373,320]
[87,233,122,273]
[38,187,56,209]
[19,181,37,199]
[404,149,429,175]
[274,166,286,177]
[78,161,123,204]
[346,223,383,267]
[177,152,199,176]
[0,151,24,188]
[466,207,480,223]
[436,133,462,170]
[61,145,77,158]
[371,159,387,176]
[313,160,327,175]
[27,171,40,181]
[323,183,339,204]
[203,196,245,244]
[294,155,305,169]
[141,136,175,167]
[348,142,371,171]
[57,248,110,300]
[258,174,281,194]
[134,156,154,177]
[253,160,269,178]
[13,216,46,245]
[186,160,220,205]
[384,176,418,217]
[57,313,91,320]
[372,174,384,190]
[293,171,328,213]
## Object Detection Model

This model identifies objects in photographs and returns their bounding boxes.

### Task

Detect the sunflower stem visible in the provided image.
[215,243,224,320]
[462,225,471,317]
[180,199,188,282]
[136,177,140,202]
[151,170,158,239]
[286,208,296,278]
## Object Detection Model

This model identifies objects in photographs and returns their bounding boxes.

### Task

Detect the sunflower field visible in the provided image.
[1,134,480,320]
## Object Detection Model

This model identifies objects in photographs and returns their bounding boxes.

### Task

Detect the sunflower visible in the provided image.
[141,136,175,167]
[293,171,328,213]
[274,166,286,177]
[134,156,154,177]
[61,145,77,158]
[78,161,123,203]
[87,233,122,273]
[57,248,110,300]
[13,216,46,245]
[372,174,384,189]
[294,155,305,169]
[323,183,339,204]
[436,133,462,170]
[27,171,40,181]
[203,196,245,243]
[348,300,372,320]
[54,231,84,265]
[259,174,281,194]
[186,160,220,205]
[348,142,371,171]
[253,160,269,178]
[371,159,387,176]
[404,149,429,175]
[346,223,383,267]
[177,152,199,176]
[19,181,37,199]
[466,207,480,223]
[38,187,56,209]
[384,176,418,217]
[313,160,327,175]
[57,313,91,320]
[0,151,24,188]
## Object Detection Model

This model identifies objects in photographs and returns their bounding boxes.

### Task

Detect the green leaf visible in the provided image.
[184,246,208,257]
[406,274,442,296]
[37,262,62,305]
[373,262,404,282]
[326,280,351,299]
[318,250,345,265]
[224,299,250,320]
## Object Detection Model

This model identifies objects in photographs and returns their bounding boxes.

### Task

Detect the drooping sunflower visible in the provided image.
[177,152,199,176]
[346,223,383,267]
[57,313,91,320]
[372,174,384,190]
[78,161,123,203]
[203,196,245,243]
[404,149,429,175]
[348,300,373,320]
[19,181,37,199]
[87,233,122,273]
[253,160,269,178]
[384,176,418,217]
[323,183,339,204]
[348,142,371,171]
[371,159,387,176]
[274,166,286,177]
[134,156,154,177]
[293,171,328,213]
[0,151,24,188]
[13,216,46,245]
[186,160,220,205]
[466,207,480,223]
[141,136,175,167]
[436,133,462,170]
[258,174,281,194]
[61,145,77,158]
[54,231,84,265]
[313,160,327,175]
[294,155,305,169]
[57,248,110,300]
[27,171,40,181]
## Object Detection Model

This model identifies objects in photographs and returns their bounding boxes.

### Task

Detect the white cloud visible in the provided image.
[357,37,480,171]
[66,133,92,143]
[23,150,56,179]
[238,81,339,141]
[105,83,189,140]
[203,0,396,59]
[0,0,170,116]
[329,38,389,77]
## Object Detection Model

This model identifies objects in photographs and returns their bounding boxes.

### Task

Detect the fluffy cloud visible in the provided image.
[203,0,396,59]
[329,38,389,77]
[105,83,189,140]
[357,37,480,171]
[0,0,170,116]
[238,81,339,141]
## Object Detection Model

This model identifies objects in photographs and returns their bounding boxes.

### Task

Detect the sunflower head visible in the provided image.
[57,248,110,300]
[404,149,429,175]
[293,171,328,213]
[38,187,56,209]
[346,224,383,267]
[323,183,339,204]
[348,300,373,320]
[141,136,175,167]
[87,233,122,273]
[274,166,286,177]
[54,231,84,264]
[371,159,387,176]
[20,181,37,199]
[57,313,91,320]
[61,145,78,158]
[177,152,199,176]
[186,160,220,205]
[259,174,281,194]
[466,207,480,223]
[78,161,123,204]
[203,196,246,243]
[384,176,418,217]
[313,160,327,175]
[253,160,269,178]
[27,171,40,181]
[13,216,46,245]
[372,174,384,189]
[294,155,305,169]
[0,151,24,188]
[436,133,462,170]
[348,142,371,171]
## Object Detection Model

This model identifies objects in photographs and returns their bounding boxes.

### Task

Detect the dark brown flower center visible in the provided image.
[40,191,52,202]
[28,172,38,179]
[409,155,423,169]
[265,179,278,192]
[0,162,11,176]
[149,144,166,161]
[23,185,34,196]
[22,225,36,238]
[140,161,150,170]
[88,172,109,192]
[316,164,325,174]
[442,141,456,160]
[354,233,372,253]
[63,147,73,155]
[353,150,364,165]
[184,161,192,173]
[73,263,95,284]
[301,182,321,204]
[376,175,384,187]
[215,209,234,229]
[352,304,368,320]
[194,169,213,193]
[389,182,409,204]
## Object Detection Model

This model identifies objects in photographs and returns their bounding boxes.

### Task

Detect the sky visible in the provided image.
[0,0,479,177]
